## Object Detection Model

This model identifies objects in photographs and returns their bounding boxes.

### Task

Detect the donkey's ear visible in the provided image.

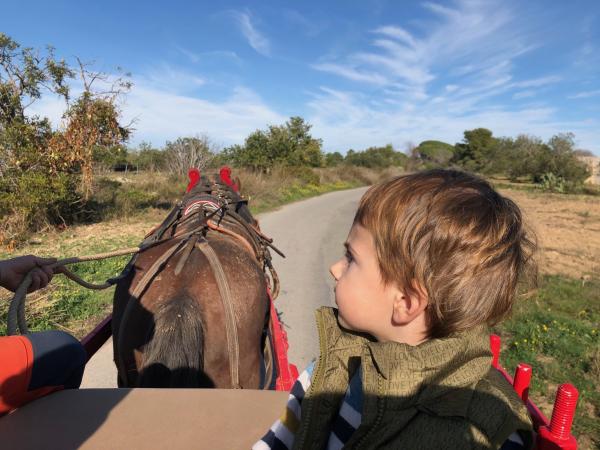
[234,176,242,192]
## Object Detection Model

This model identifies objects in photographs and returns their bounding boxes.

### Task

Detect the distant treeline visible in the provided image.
[114,121,591,193]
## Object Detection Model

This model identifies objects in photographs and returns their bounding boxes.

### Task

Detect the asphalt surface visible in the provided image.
[80,187,368,388]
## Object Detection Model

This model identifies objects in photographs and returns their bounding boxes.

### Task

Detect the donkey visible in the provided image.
[112,168,280,389]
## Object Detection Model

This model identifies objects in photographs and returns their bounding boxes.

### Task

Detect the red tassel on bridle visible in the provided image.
[219,166,239,192]
[186,168,201,193]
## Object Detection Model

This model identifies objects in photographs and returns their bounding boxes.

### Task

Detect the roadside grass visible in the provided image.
[491,178,600,197]
[494,275,600,448]
[0,233,140,337]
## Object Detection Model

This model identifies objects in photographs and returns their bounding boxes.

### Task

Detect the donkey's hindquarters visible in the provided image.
[136,295,213,388]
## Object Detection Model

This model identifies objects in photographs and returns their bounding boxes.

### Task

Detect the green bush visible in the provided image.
[0,171,83,245]
[540,172,566,193]
[285,166,320,185]
[344,144,407,168]
[325,151,344,167]
[223,117,324,172]
[414,140,455,167]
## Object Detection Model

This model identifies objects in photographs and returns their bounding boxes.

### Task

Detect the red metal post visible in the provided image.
[537,384,579,450]
[490,334,501,369]
[513,363,532,403]
[267,287,299,391]
[80,315,112,362]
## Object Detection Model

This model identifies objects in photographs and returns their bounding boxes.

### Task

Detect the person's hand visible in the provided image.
[0,255,59,293]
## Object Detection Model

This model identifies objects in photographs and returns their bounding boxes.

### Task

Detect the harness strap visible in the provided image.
[174,234,200,276]
[207,220,256,258]
[195,239,241,389]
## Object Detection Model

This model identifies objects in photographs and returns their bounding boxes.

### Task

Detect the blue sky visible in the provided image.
[2,0,600,155]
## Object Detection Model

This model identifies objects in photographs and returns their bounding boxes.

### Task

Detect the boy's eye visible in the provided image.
[345,251,354,263]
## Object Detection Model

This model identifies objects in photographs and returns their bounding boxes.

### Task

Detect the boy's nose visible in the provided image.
[329,259,343,281]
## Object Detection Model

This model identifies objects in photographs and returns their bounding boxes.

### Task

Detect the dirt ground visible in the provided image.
[500,189,600,280]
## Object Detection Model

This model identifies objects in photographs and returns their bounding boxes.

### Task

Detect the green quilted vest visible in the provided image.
[293,307,533,450]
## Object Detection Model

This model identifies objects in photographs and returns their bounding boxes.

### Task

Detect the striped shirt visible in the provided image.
[253,362,527,449]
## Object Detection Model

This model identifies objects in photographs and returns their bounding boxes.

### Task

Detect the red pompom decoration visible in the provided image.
[219,166,239,192]
[186,168,201,193]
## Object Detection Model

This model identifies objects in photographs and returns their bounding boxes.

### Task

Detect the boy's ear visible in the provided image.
[391,285,428,325]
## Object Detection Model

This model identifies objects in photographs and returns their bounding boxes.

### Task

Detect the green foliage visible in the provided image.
[285,165,320,185]
[87,175,183,220]
[344,144,407,168]
[93,145,129,169]
[1,30,85,243]
[0,171,83,244]
[497,275,600,445]
[0,33,73,175]
[414,140,455,167]
[223,117,324,172]
[454,129,589,193]
[128,142,167,171]
[325,151,344,167]
[453,128,498,171]
[539,172,566,193]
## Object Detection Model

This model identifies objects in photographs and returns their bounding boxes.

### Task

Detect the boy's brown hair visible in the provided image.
[354,169,537,338]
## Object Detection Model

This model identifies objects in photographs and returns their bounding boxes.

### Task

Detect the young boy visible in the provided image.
[254,169,536,450]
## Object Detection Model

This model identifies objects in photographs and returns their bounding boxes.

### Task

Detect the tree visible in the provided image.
[0,34,131,245]
[413,140,455,167]
[536,133,589,188]
[129,141,166,171]
[344,144,407,168]
[325,151,344,166]
[165,135,215,176]
[0,33,73,178]
[223,117,323,172]
[453,128,498,171]
[485,132,589,191]
[47,59,131,198]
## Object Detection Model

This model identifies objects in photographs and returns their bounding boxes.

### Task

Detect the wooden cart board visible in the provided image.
[0,388,288,449]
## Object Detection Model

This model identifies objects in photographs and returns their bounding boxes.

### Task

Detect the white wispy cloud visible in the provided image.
[175,45,200,63]
[568,89,600,99]
[143,64,205,93]
[175,46,243,65]
[313,0,536,100]
[308,1,599,154]
[231,10,271,57]
[513,90,537,100]
[510,76,561,88]
[311,62,389,85]
[283,9,325,37]
[308,85,600,152]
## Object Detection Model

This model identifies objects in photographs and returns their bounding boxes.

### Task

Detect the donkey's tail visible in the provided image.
[137,295,212,388]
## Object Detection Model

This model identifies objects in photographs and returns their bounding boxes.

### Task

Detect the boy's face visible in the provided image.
[329,223,400,342]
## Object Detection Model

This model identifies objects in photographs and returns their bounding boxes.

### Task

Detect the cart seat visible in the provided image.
[0,388,288,450]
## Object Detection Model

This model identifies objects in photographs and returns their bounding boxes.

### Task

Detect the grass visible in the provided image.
[491,178,600,197]
[494,275,600,448]
[0,233,140,337]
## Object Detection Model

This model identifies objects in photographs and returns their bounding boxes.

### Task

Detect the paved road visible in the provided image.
[80,187,368,388]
